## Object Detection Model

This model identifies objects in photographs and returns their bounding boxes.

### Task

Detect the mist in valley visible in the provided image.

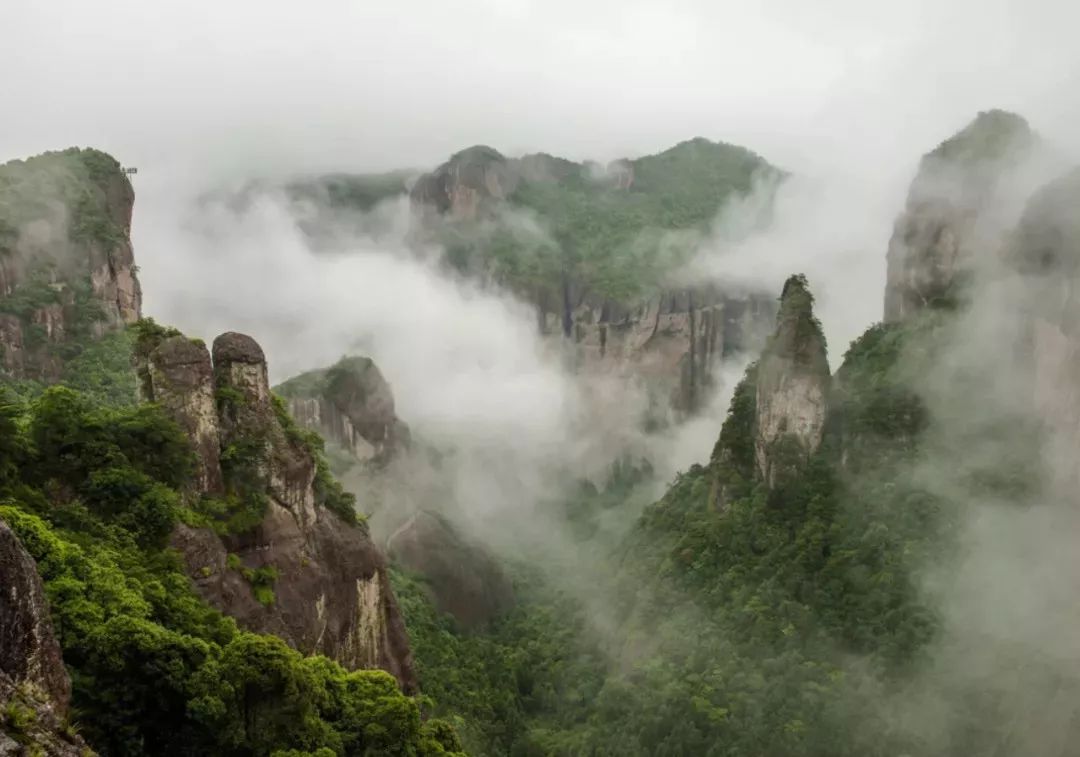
[5,1,1080,754]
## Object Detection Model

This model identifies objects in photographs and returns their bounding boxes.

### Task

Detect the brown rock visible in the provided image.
[0,520,71,715]
[884,110,1035,322]
[754,275,830,488]
[146,331,417,691]
[282,356,410,468]
[539,284,774,418]
[387,511,513,629]
[145,336,224,494]
[0,148,143,380]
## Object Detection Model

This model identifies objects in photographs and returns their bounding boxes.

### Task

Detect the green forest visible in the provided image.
[1,106,1075,757]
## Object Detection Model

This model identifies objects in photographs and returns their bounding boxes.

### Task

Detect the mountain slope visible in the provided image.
[0,148,465,756]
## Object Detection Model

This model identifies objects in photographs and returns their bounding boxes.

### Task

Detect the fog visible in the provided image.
[6,1,1080,751]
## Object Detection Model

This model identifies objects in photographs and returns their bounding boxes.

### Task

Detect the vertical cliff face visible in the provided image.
[884,110,1035,322]
[1004,168,1080,485]
[386,511,514,630]
[278,356,515,629]
[0,521,90,755]
[0,149,142,380]
[754,275,830,488]
[138,335,224,493]
[538,285,774,416]
[0,521,69,712]
[136,330,417,692]
[405,139,779,420]
[279,356,410,468]
[409,145,519,220]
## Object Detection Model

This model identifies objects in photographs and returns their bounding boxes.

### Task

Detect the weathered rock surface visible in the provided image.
[280,356,410,468]
[540,284,774,416]
[139,330,417,692]
[0,148,142,381]
[884,110,1035,322]
[1004,168,1080,485]
[410,145,519,220]
[277,356,515,628]
[172,507,415,690]
[0,522,69,712]
[386,511,513,629]
[408,139,778,418]
[0,521,91,755]
[139,336,224,494]
[754,275,830,488]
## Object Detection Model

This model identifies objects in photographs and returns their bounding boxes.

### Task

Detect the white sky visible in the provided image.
[4,0,1079,180]
[3,0,1080,379]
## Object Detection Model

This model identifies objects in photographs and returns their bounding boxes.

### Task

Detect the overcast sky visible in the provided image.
[4,0,1080,181]
[4,0,1080,386]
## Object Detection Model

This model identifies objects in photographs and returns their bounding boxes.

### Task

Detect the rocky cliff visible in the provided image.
[277,355,515,628]
[410,145,521,220]
[0,148,141,380]
[386,511,514,630]
[278,356,410,469]
[136,329,417,691]
[753,275,829,488]
[0,521,90,755]
[541,284,774,415]
[1005,167,1080,485]
[884,110,1035,322]
[408,139,779,417]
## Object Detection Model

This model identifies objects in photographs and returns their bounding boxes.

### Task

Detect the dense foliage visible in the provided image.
[0,147,127,255]
[420,139,780,303]
[394,305,1046,756]
[0,380,460,757]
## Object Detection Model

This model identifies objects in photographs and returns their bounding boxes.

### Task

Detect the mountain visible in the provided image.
[0,150,464,755]
[3,107,1077,756]
[412,139,780,415]
[275,355,514,631]
[275,137,781,418]
[0,520,90,755]
[0,149,141,381]
[372,110,1080,756]
[884,109,1037,321]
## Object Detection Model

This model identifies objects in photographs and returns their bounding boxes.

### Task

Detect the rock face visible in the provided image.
[0,148,142,380]
[0,521,69,712]
[539,284,774,415]
[1005,168,1080,485]
[386,511,513,629]
[0,521,90,755]
[277,357,515,628]
[136,331,417,692]
[408,139,779,419]
[410,145,520,220]
[139,336,224,493]
[280,356,410,468]
[884,110,1035,322]
[754,275,830,488]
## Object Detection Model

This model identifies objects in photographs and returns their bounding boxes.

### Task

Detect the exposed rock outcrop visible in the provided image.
[138,335,224,494]
[279,356,410,468]
[0,521,91,755]
[408,138,779,419]
[0,148,142,381]
[386,511,513,629]
[410,146,520,220]
[884,110,1035,322]
[1004,168,1080,485]
[0,521,69,713]
[754,275,829,488]
[277,356,515,628]
[137,330,417,692]
[540,285,774,415]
